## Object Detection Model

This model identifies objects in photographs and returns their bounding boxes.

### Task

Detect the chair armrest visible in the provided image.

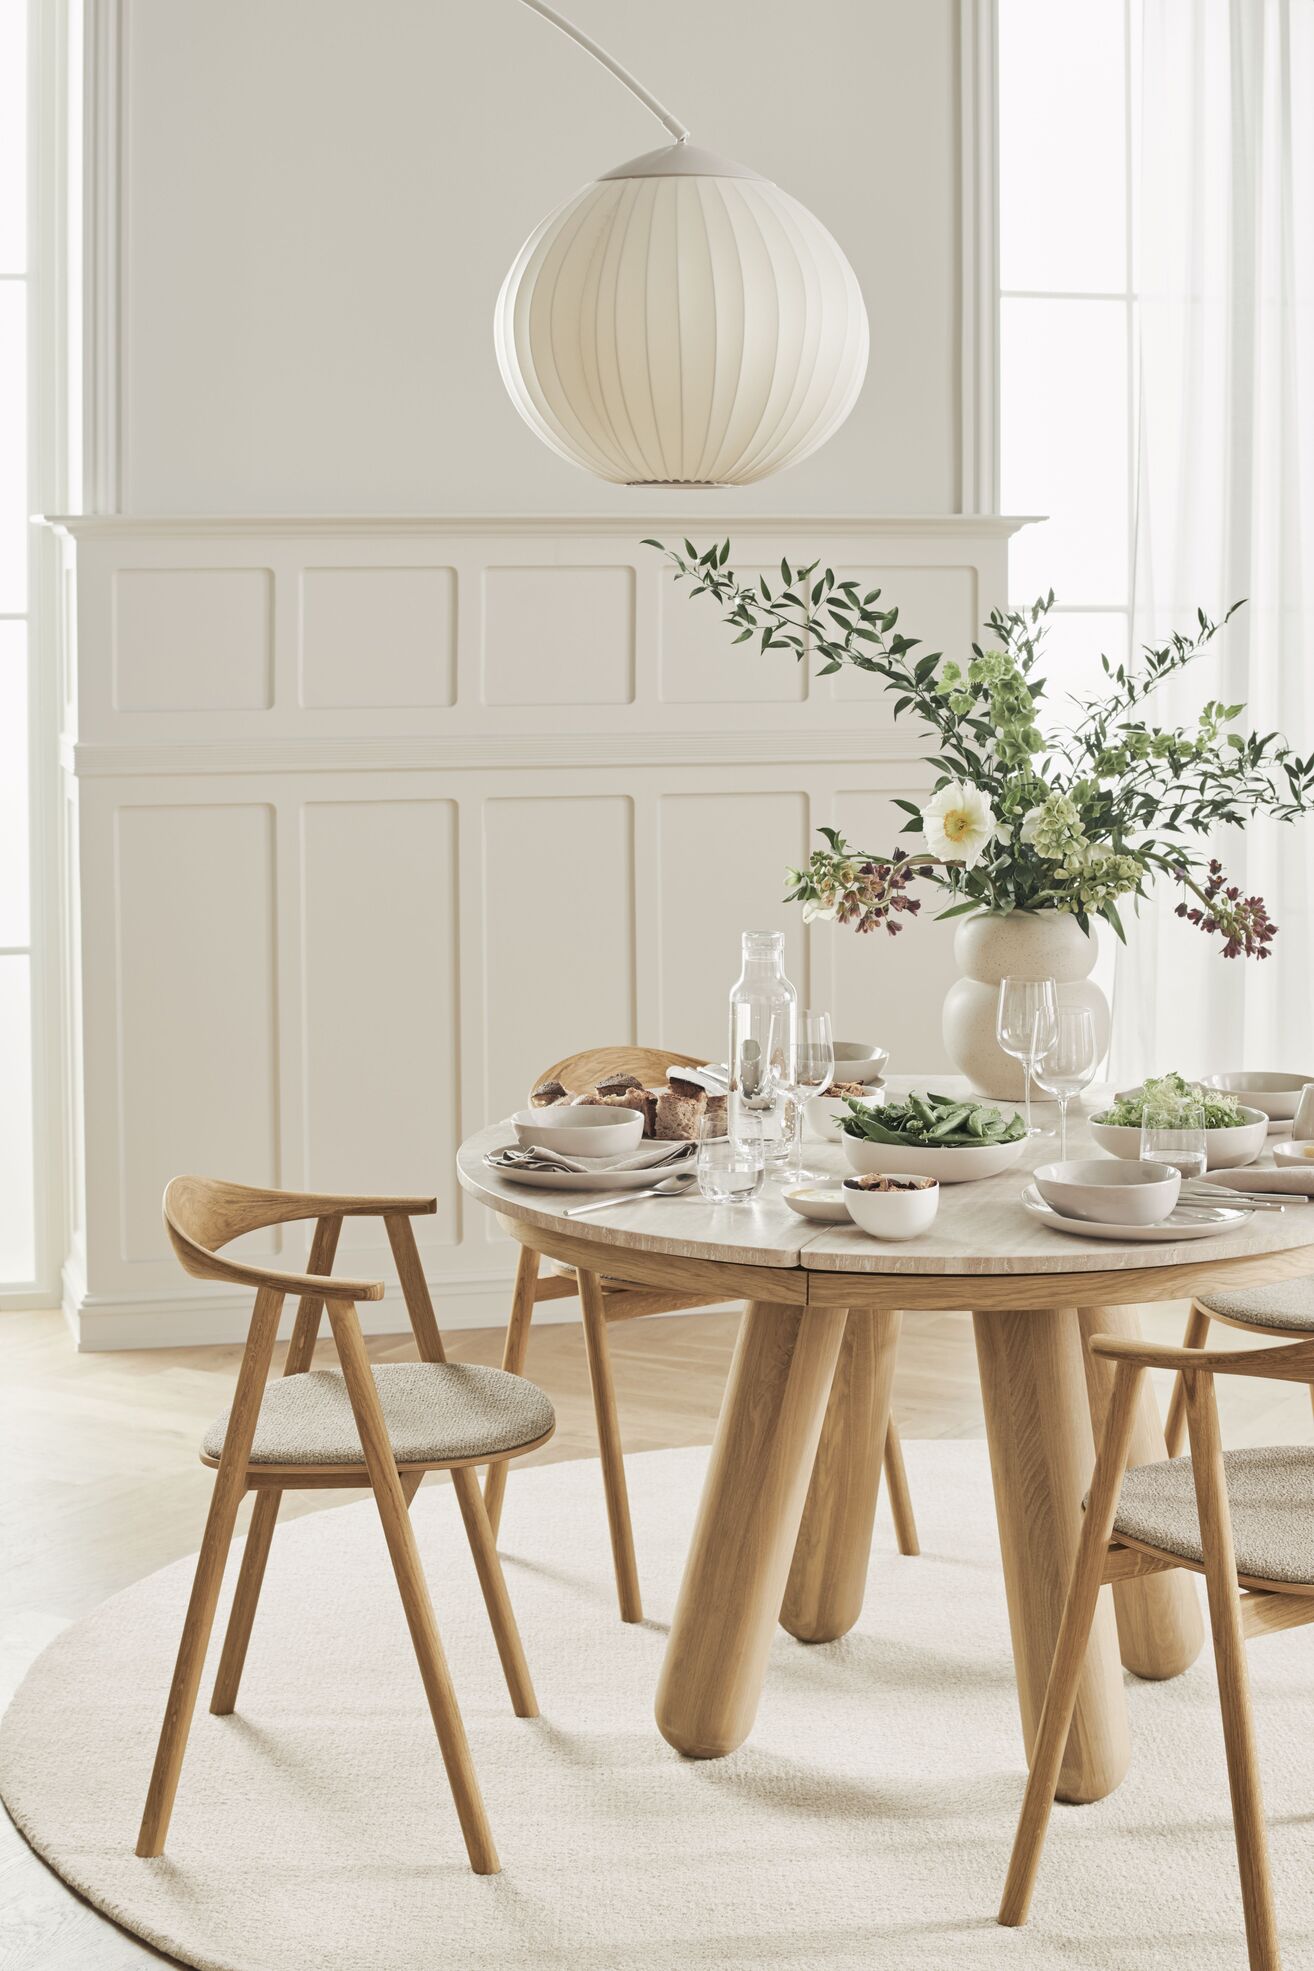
[1088,1331,1314,1384]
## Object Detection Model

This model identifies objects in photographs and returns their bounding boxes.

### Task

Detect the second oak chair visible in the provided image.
[483,1045,919,1623]
[138,1177,554,1876]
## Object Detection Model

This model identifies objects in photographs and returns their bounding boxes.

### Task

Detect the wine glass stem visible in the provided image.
[1023,1060,1034,1136]
[1058,1095,1068,1162]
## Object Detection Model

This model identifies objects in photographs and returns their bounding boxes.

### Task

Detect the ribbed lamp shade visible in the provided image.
[494,143,869,486]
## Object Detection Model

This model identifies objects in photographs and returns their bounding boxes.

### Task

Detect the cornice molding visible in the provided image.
[42,512,1038,542]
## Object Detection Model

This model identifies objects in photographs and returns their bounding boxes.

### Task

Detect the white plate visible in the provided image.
[1021,1182,1251,1241]
[485,1148,695,1192]
[783,1182,850,1223]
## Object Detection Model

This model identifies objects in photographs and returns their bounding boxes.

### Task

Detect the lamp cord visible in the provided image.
[518,0,690,144]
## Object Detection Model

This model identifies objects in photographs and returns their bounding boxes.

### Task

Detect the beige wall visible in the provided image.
[119,0,964,515]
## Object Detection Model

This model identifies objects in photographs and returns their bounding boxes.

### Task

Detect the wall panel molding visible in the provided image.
[50,513,1027,1346]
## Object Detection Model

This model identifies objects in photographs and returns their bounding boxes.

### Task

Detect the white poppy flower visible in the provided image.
[922,782,996,867]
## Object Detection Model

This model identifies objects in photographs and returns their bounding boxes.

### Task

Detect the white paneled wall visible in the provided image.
[52,515,1024,1346]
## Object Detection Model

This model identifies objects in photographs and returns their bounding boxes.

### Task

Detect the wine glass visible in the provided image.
[1140,1091,1208,1184]
[996,977,1058,1137]
[695,1110,765,1204]
[1031,1005,1099,1161]
[767,1008,834,1182]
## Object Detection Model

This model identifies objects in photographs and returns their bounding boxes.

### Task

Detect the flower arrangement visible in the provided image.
[647,538,1314,960]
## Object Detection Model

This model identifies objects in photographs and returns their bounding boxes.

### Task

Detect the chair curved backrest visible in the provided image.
[162,1177,434,1302]
[535,1045,704,1096]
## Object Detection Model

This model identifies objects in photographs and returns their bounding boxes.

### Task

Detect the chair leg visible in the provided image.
[882,1418,920,1556]
[1184,1373,1281,1971]
[999,1363,1145,1927]
[1165,1302,1211,1457]
[210,1487,282,1716]
[137,1286,284,1857]
[577,1268,643,1623]
[483,1243,540,1540]
[451,1465,538,1717]
[326,1297,499,1876]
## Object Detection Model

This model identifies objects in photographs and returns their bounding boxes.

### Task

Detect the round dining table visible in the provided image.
[457,1086,1314,1806]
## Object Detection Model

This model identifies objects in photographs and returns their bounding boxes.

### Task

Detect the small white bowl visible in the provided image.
[1272,1139,1314,1168]
[842,1173,940,1241]
[1035,1158,1181,1226]
[1202,1072,1314,1123]
[1088,1103,1268,1170]
[512,1105,644,1158]
[831,1041,890,1084]
[842,1131,1026,1185]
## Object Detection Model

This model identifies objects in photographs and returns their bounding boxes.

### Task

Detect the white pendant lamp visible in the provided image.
[495,1,869,488]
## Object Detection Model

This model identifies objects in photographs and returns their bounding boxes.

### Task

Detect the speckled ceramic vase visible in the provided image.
[942,909,1110,1098]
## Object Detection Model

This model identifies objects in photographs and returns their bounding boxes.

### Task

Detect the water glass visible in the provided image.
[1140,1094,1208,1183]
[996,977,1058,1136]
[1030,1005,1099,1161]
[696,1112,765,1204]
[769,1007,834,1181]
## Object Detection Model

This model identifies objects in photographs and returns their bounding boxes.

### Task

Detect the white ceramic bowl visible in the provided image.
[1035,1158,1180,1225]
[512,1105,644,1158]
[831,1041,890,1084]
[805,1088,884,1142]
[1088,1103,1268,1170]
[842,1173,940,1241]
[1203,1072,1314,1123]
[1272,1139,1314,1169]
[841,1130,1026,1184]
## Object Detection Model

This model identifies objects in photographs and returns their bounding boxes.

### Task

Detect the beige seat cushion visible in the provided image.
[204,1362,554,1468]
[1113,1445,1314,1586]
[1197,1277,1314,1332]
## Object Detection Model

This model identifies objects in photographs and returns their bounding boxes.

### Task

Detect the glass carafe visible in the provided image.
[728,930,798,1167]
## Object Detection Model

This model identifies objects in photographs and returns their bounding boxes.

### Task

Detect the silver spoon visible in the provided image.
[563,1173,696,1217]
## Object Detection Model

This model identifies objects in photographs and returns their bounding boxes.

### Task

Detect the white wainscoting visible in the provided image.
[50,514,1026,1348]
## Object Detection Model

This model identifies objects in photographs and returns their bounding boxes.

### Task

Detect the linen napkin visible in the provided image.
[486,1140,696,1177]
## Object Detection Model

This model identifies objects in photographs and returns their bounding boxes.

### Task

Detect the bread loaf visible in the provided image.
[530,1077,569,1108]
[704,1091,728,1134]
[654,1085,706,1140]
[596,1071,644,1098]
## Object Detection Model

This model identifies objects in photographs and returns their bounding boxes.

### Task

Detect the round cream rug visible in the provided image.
[4,1441,1314,1971]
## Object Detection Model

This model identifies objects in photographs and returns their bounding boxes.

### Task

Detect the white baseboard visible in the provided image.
[60,1269,576,1351]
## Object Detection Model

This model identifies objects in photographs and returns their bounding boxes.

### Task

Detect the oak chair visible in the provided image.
[1000,1327,1314,1969]
[138,1177,556,1877]
[483,1045,919,1624]
[1165,1281,1314,1456]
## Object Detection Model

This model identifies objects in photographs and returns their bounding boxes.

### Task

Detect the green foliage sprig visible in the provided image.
[646,536,1314,958]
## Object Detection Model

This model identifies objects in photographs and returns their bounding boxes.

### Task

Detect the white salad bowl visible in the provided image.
[831,1041,890,1084]
[512,1104,644,1157]
[842,1173,940,1241]
[1088,1102,1268,1170]
[1035,1158,1181,1225]
[1202,1072,1314,1123]
[842,1132,1027,1184]
[806,1088,884,1142]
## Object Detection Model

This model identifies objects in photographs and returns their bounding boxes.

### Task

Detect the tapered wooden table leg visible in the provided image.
[779,1307,901,1643]
[1078,1304,1205,1680]
[972,1305,1130,1805]
[655,1300,848,1760]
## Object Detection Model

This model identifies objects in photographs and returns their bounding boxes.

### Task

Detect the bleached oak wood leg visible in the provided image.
[451,1465,538,1718]
[882,1417,920,1557]
[210,1488,282,1716]
[483,1243,540,1539]
[973,1304,1131,1805]
[137,1287,284,1856]
[577,1266,643,1623]
[1078,1304,1204,1679]
[779,1308,900,1643]
[656,1300,848,1759]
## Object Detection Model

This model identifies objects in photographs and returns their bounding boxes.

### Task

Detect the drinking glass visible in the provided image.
[1031,1005,1099,1161]
[996,977,1058,1137]
[768,1007,834,1181]
[696,1111,765,1204]
[1140,1093,1208,1183]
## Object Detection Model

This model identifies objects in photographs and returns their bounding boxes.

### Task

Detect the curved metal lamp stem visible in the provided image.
[517,0,691,143]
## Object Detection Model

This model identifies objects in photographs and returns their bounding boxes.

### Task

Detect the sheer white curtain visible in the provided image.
[1110,0,1314,1082]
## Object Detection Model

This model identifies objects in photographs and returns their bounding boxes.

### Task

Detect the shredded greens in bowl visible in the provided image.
[1093,1071,1247,1130]
[837,1089,1027,1148]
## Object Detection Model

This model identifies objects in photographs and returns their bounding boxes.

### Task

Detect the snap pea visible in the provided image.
[837,1090,1026,1149]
